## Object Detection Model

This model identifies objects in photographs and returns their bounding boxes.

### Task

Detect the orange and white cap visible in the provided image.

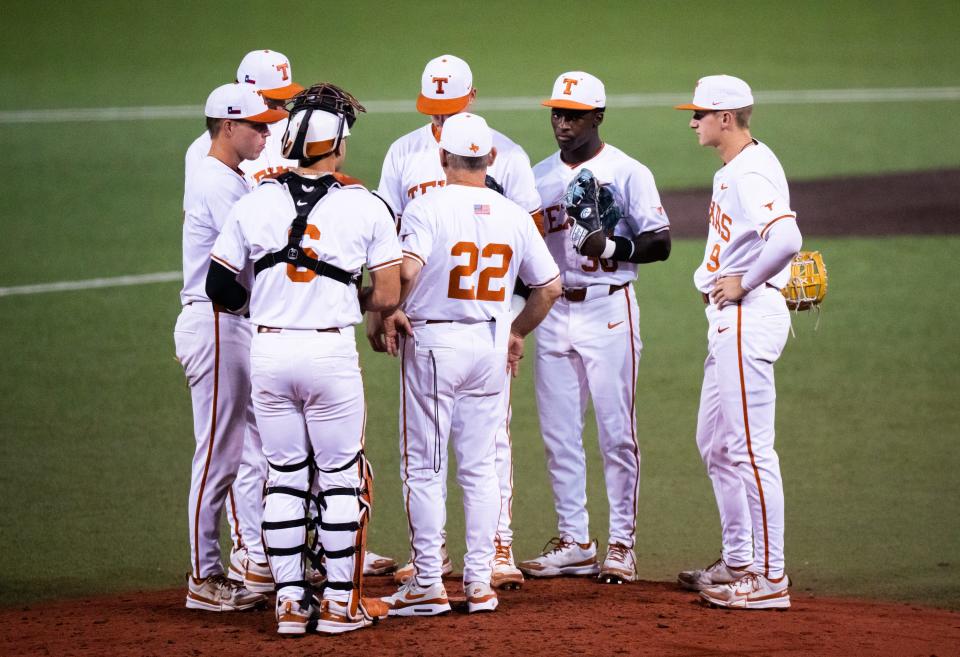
[542,71,606,110]
[282,107,350,159]
[438,112,492,157]
[675,75,754,111]
[204,83,288,123]
[236,49,304,101]
[416,54,473,115]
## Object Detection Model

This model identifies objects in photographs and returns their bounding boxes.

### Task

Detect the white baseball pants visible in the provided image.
[174,303,255,579]
[399,322,505,586]
[696,286,791,579]
[251,329,367,604]
[534,286,643,548]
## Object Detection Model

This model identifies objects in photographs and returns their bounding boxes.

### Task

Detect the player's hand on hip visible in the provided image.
[365,311,388,353]
[710,275,747,309]
[383,309,413,357]
[507,331,525,378]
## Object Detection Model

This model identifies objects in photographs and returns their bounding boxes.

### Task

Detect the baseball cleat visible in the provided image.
[393,543,454,585]
[464,581,499,613]
[276,596,317,636]
[227,545,247,582]
[518,536,600,578]
[598,542,637,584]
[381,578,452,616]
[185,573,267,612]
[678,557,751,592]
[699,572,791,610]
[364,550,398,576]
[315,599,373,634]
[491,538,524,590]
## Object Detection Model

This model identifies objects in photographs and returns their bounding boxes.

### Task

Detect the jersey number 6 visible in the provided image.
[447,241,513,301]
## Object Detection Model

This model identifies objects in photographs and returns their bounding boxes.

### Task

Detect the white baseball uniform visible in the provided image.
[378,123,542,546]
[185,123,297,187]
[694,140,797,580]
[184,121,296,568]
[398,183,559,585]
[174,155,257,580]
[533,144,669,548]
[211,173,401,604]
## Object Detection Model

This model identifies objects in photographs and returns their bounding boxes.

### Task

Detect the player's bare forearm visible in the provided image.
[398,256,424,306]
[511,277,562,338]
[360,265,401,313]
[577,229,671,263]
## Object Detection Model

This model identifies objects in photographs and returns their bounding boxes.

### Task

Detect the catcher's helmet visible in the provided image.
[281,83,366,160]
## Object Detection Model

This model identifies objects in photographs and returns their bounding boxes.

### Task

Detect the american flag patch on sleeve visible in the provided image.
[473,204,490,215]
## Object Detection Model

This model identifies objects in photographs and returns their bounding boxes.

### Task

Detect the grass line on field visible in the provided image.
[0,271,181,297]
[2,87,958,124]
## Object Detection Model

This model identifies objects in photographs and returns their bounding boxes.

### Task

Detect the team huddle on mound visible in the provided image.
[175,49,803,636]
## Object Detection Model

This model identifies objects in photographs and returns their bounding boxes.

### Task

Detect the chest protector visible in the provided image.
[253,171,362,287]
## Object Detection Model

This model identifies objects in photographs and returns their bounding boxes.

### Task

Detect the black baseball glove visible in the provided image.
[564,169,622,252]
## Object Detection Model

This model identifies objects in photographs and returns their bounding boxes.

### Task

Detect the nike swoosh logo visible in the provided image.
[608,321,624,329]
[712,101,722,106]
[720,184,728,190]
[404,592,427,600]
[296,200,307,207]
[718,327,729,333]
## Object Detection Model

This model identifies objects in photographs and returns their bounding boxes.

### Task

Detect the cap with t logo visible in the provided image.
[416,54,473,115]
[542,71,606,110]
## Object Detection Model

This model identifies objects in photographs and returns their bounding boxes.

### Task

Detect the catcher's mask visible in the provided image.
[281,83,366,160]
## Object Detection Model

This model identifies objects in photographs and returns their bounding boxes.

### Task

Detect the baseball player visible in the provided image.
[175,82,286,611]
[182,49,301,593]
[374,54,543,589]
[185,49,302,186]
[184,50,397,583]
[378,113,561,615]
[207,83,400,634]
[518,72,671,584]
[674,75,801,610]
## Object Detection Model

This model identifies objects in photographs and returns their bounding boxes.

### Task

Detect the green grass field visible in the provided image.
[1,0,958,608]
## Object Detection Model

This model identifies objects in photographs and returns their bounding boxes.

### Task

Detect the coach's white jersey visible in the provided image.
[377,124,542,219]
[693,141,796,294]
[534,144,669,289]
[401,184,559,323]
[180,156,252,305]
[185,122,296,188]
[211,177,401,329]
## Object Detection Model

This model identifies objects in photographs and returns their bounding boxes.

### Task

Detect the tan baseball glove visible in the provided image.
[782,250,828,311]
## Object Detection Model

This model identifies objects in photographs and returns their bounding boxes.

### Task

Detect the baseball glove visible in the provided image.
[564,168,622,252]
[782,250,828,310]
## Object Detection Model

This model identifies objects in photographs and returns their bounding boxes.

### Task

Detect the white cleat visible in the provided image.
[315,598,373,634]
[491,538,524,590]
[699,572,791,610]
[678,557,751,592]
[276,596,317,636]
[364,550,398,576]
[185,573,266,612]
[381,578,452,617]
[598,542,637,584]
[465,581,499,613]
[518,536,600,578]
[393,543,454,585]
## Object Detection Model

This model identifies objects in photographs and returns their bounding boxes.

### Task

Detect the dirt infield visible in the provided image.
[662,168,960,238]
[5,576,959,657]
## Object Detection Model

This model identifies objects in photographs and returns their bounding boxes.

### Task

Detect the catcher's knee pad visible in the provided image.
[262,455,316,594]
[315,451,375,619]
